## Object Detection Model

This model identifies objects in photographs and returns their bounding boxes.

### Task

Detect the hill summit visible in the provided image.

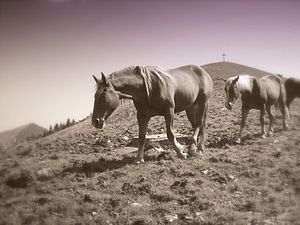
[202,62,274,80]
[0,123,45,148]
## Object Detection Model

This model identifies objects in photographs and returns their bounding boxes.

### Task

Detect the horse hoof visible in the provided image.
[133,158,145,164]
[177,152,188,159]
[261,134,266,139]
[267,132,273,137]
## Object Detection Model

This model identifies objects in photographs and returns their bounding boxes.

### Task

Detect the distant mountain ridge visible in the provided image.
[0,123,45,148]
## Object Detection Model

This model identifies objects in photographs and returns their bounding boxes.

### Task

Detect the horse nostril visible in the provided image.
[92,118,100,127]
[96,118,100,125]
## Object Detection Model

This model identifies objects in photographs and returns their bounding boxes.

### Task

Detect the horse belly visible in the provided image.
[265,83,280,104]
[174,89,198,113]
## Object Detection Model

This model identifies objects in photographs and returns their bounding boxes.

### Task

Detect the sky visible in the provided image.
[0,0,300,131]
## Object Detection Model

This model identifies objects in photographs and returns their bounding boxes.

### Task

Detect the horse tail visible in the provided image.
[276,77,291,120]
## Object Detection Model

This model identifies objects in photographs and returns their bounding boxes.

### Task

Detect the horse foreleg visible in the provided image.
[188,126,200,157]
[266,105,274,136]
[281,105,290,131]
[135,112,150,164]
[260,106,266,138]
[237,107,249,143]
[165,108,187,159]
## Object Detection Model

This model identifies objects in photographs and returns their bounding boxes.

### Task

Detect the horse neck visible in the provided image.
[110,73,144,97]
[237,76,252,95]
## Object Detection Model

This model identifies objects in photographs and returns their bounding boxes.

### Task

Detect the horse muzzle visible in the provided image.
[92,117,105,129]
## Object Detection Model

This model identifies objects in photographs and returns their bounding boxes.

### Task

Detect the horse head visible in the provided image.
[224,76,240,110]
[92,73,120,129]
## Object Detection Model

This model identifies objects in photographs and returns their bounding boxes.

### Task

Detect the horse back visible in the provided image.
[168,65,213,95]
[164,65,213,112]
[259,75,285,103]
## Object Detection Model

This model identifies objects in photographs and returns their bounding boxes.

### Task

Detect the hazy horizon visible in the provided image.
[1,0,300,132]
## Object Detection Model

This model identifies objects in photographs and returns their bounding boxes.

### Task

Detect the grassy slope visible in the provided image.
[0,62,299,225]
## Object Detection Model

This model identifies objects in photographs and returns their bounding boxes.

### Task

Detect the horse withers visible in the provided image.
[92,65,213,163]
[224,74,289,143]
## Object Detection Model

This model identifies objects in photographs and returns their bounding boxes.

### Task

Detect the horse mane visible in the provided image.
[106,65,171,103]
[133,65,171,103]
[229,74,252,93]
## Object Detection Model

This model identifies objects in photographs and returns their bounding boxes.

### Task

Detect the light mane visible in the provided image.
[135,65,171,103]
[106,65,171,103]
[229,74,252,93]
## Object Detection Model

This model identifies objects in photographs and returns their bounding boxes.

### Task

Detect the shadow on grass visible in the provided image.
[206,136,239,148]
[63,155,158,177]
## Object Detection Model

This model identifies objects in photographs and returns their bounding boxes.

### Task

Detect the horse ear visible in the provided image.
[93,75,99,84]
[134,66,143,76]
[233,76,239,84]
[101,72,108,86]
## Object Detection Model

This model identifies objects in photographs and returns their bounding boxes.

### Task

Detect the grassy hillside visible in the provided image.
[0,62,299,225]
[203,61,274,80]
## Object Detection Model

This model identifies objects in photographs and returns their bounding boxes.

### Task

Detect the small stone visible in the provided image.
[227,174,235,180]
[130,202,143,207]
[202,170,209,175]
[165,214,178,223]
[36,168,55,180]
[123,136,129,141]
[195,212,205,221]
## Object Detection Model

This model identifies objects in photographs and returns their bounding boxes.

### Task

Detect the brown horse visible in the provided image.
[285,77,300,110]
[224,74,289,143]
[92,65,213,163]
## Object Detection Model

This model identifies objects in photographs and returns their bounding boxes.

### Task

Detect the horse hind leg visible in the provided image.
[198,100,208,152]
[165,107,187,159]
[266,104,274,136]
[260,106,266,138]
[186,96,208,156]
[186,105,200,157]
[278,98,289,131]
[285,97,296,130]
